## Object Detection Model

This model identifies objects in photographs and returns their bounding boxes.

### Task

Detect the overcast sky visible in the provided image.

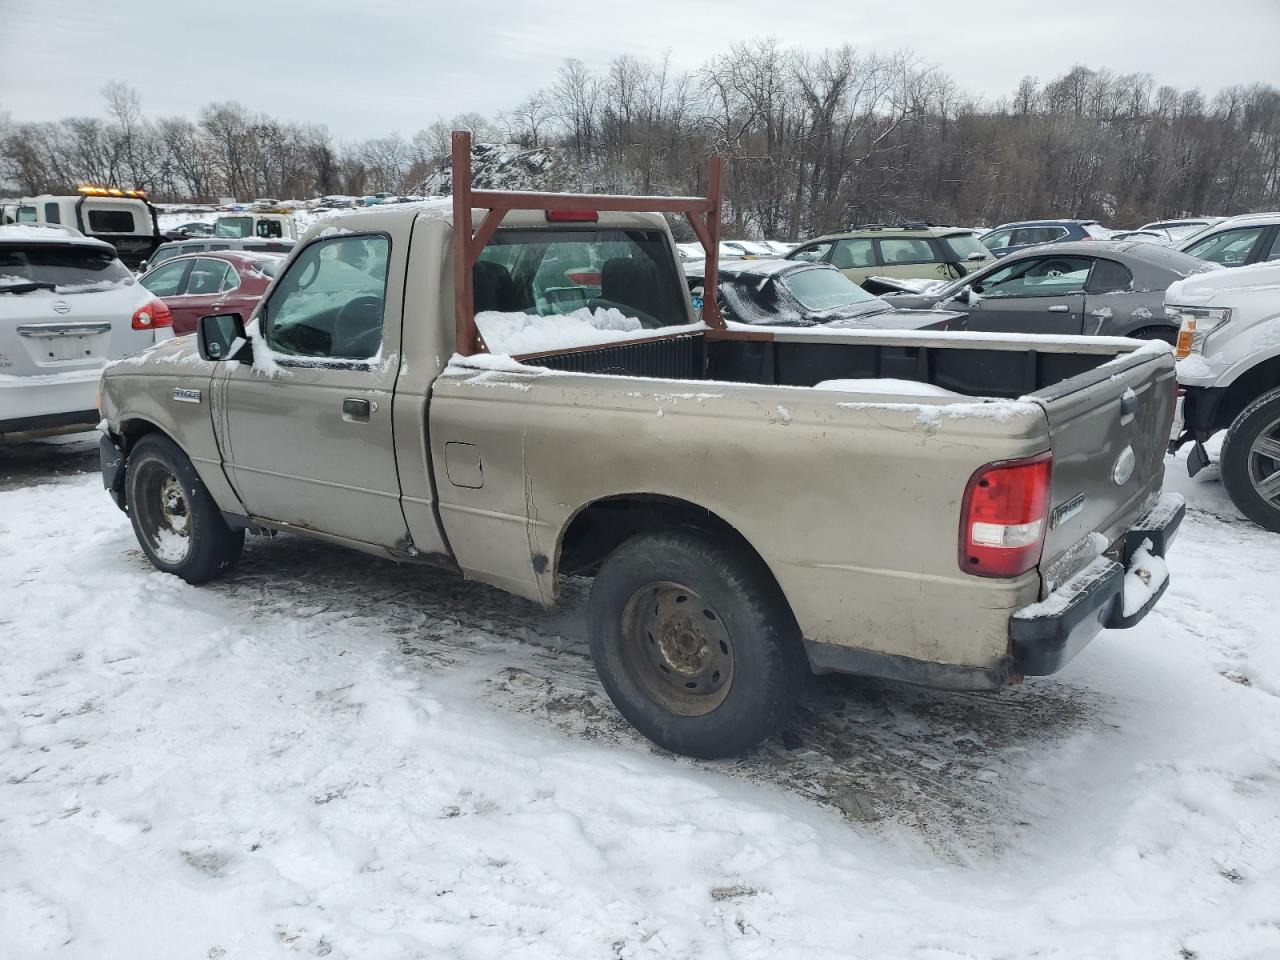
[2,0,1278,139]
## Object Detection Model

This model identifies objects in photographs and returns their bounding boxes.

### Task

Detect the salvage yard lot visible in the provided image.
[1,438,1277,958]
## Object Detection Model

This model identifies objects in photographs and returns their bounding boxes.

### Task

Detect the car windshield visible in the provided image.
[214,217,253,238]
[785,267,881,311]
[0,243,133,293]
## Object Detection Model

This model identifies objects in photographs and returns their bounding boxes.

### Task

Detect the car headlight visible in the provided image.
[1168,305,1231,358]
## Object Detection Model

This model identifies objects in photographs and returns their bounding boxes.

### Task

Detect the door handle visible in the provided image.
[341,398,375,420]
[1047,305,1070,313]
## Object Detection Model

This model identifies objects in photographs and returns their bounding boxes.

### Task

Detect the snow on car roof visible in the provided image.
[0,224,113,248]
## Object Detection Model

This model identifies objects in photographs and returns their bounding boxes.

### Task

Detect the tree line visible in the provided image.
[2,43,1279,238]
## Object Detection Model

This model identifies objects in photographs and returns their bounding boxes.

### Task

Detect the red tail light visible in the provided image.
[959,452,1053,578]
[132,298,172,331]
[546,210,597,222]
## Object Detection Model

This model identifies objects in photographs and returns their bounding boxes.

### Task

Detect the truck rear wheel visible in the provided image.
[588,529,806,758]
[1221,387,1280,533]
[126,434,244,583]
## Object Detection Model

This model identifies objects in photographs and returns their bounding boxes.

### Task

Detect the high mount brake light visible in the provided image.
[959,452,1053,578]
[546,210,598,222]
[132,298,172,331]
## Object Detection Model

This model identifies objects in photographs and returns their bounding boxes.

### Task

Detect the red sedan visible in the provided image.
[138,251,282,336]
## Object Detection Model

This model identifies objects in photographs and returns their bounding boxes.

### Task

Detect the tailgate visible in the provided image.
[1026,343,1177,592]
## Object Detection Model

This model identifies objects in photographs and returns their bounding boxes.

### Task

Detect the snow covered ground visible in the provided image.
[1,438,1278,959]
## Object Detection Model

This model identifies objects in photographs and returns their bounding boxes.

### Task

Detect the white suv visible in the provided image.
[1,224,173,440]
[1167,260,1280,530]
[1178,212,1280,269]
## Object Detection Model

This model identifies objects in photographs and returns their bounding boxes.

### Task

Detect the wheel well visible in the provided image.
[1127,325,1177,344]
[118,418,162,451]
[1215,357,1280,432]
[558,495,776,584]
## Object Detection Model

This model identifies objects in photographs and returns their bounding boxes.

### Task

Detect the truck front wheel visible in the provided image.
[126,434,245,583]
[1221,386,1280,533]
[588,529,806,758]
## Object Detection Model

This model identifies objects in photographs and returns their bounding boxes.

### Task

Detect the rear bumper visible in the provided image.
[0,368,101,434]
[0,408,99,438]
[1009,492,1185,676]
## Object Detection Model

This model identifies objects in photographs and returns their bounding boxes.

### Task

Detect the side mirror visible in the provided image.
[954,286,972,304]
[967,252,986,261]
[197,313,250,363]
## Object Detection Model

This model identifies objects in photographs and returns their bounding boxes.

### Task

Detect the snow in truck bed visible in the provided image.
[0,444,1277,958]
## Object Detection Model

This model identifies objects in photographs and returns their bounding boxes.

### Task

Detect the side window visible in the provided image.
[1264,231,1280,263]
[256,219,283,238]
[877,238,935,265]
[141,259,192,297]
[87,209,137,233]
[788,241,832,263]
[1010,226,1067,246]
[205,243,229,251]
[1185,227,1266,266]
[220,263,242,291]
[1085,258,1132,294]
[264,234,389,361]
[975,256,1091,298]
[44,203,61,224]
[186,259,232,296]
[17,205,37,223]
[830,238,875,269]
[982,229,1013,250]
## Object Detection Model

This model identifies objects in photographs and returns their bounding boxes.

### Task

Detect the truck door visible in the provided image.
[962,253,1089,335]
[216,229,410,549]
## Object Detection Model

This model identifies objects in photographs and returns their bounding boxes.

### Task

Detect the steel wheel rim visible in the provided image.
[134,461,192,564]
[1248,415,1280,507]
[619,581,734,717]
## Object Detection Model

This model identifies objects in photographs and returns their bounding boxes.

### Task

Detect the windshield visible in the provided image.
[941,234,987,259]
[214,217,252,238]
[0,243,133,293]
[475,227,688,354]
[785,267,881,311]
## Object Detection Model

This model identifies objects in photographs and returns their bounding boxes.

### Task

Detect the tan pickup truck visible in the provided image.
[97,134,1184,758]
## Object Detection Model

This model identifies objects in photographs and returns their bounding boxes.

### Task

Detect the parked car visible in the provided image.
[139,251,283,336]
[0,224,172,439]
[1168,260,1280,531]
[98,142,1182,759]
[880,240,1215,341]
[1177,212,1280,268]
[6,187,162,269]
[143,237,296,271]
[980,220,1112,259]
[1138,217,1223,242]
[167,221,215,238]
[786,224,993,290]
[685,259,955,331]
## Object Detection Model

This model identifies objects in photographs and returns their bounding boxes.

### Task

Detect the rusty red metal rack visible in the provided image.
[450,129,724,356]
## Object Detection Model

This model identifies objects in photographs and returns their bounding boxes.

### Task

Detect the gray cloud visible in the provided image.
[2,0,1277,138]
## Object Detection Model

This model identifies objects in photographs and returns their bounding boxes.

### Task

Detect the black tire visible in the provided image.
[1129,325,1178,345]
[1221,386,1280,533]
[125,433,244,583]
[588,528,807,759]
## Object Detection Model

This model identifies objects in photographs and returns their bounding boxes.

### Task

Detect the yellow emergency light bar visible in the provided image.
[77,185,147,198]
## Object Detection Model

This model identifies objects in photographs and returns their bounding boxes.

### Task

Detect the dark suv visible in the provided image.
[980,220,1112,258]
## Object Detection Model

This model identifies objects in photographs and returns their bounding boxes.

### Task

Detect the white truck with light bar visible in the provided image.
[7,186,162,269]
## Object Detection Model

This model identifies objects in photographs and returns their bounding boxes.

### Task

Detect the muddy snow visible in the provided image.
[1,439,1278,958]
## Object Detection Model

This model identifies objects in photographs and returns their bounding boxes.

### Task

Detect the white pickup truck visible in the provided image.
[96,133,1185,758]
[1169,260,1280,530]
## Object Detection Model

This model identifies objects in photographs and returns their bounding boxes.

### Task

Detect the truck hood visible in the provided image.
[103,332,207,375]
[1166,260,1280,305]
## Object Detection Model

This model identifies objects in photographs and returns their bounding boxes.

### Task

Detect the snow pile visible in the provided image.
[813,378,967,398]
[476,307,702,356]
[1121,538,1170,617]
[1176,353,1217,380]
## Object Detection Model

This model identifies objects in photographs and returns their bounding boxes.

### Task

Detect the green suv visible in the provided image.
[786,224,993,291]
